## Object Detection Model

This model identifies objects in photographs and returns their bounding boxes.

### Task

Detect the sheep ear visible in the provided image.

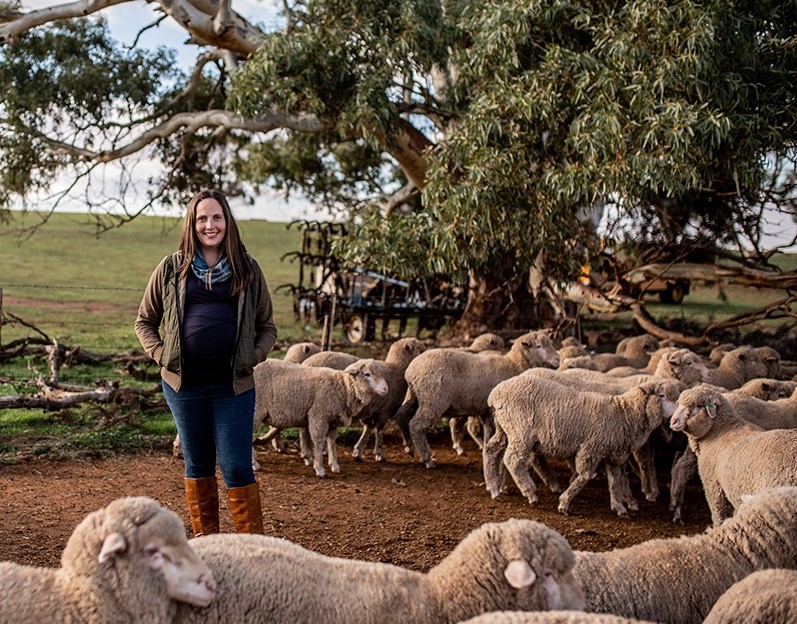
[504,559,537,589]
[98,532,128,563]
[705,403,717,419]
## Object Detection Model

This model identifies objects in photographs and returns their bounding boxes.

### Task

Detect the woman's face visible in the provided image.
[194,197,227,256]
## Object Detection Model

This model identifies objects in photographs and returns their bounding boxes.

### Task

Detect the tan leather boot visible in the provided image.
[226,482,264,534]
[184,477,219,537]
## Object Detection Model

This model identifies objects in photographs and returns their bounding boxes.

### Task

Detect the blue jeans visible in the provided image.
[162,381,256,488]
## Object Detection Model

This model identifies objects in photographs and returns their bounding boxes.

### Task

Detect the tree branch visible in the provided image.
[0,0,133,44]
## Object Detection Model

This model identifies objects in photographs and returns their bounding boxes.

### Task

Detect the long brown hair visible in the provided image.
[178,189,254,295]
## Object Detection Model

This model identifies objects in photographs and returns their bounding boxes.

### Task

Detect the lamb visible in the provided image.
[701,345,769,390]
[174,518,586,624]
[735,377,797,400]
[303,337,426,461]
[0,496,216,624]
[669,384,797,525]
[703,569,797,624]
[562,334,659,373]
[283,341,322,363]
[457,612,656,624]
[572,486,797,624]
[396,330,561,468]
[484,376,683,516]
[253,358,389,477]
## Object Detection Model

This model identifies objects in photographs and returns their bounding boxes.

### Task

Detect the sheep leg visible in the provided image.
[617,463,639,512]
[395,397,418,455]
[604,462,631,517]
[307,418,330,478]
[299,428,314,468]
[502,440,540,505]
[467,416,484,450]
[326,428,341,474]
[449,417,469,455]
[669,445,698,523]
[172,433,183,458]
[409,406,439,469]
[372,421,387,462]
[558,450,600,515]
[483,426,509,497]
[352,421,371,462]
[528,453,562,494]
[632,438,659,502]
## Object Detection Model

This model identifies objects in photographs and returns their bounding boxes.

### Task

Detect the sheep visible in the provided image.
[283,341,322,363]
[669,384,797,525]
[563,334,659,373]
[396,330,561,469]
[484,376,683,516]
[0,496,216,624]
[604,346,677,377]
[735,377,797,400]
[572,486,797,624]
[724,386,797,429]
[701,345,769,390]
[703,569,797,624]
[174,518,586,624]
[527,348,707,503]
[457,612,656,624]
[755,345,782,379]
[253,358,389,477]
[464,332,507,352]
[302,337,426,462]
[708,342,737,366]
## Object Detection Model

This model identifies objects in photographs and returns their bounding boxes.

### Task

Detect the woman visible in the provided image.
[135,189,277,535]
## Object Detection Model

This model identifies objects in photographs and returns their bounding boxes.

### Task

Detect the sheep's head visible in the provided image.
[755,346,782,378]
[723,346,769,380]
[659,348,708,386]
[431,518,585,617]
[515,331,560,369]
[639,379,683,425]
[63,497,216,608]
[669,384,727,438]
[345,359,389,402]
[387,337,425,365]
[557,355,595,371]
[469,333,506,352]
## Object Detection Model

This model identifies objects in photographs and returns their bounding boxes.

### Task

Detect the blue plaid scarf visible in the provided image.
[191,250,232,289]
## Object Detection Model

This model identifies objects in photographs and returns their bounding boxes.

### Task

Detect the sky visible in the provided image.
[20,0,327,223]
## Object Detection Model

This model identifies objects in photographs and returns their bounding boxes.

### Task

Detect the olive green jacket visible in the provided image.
[134,252,277,394]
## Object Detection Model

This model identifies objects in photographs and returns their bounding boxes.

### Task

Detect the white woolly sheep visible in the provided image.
[735,377,797,400]
[670,384,797,525]
[174,517,586,624]
[703,568,797,624]
[485,376,683,516]
[253,358,389,477]
[283,341,322,363]
[564,334,659,373]
[303,337,426,461]
[708,342,737,366]
[528,348,707,503]
[668,384,797,522]
[464,332,507,352]
[701,345,769,390]
[397,330,561,468]
[605,346,677,377]
[755,345,782,379]
[572,486,797,624]
[0,496,216,624]
[457,611,657,624]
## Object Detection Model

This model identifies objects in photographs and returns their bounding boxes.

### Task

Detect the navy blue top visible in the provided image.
[181,272,238,385]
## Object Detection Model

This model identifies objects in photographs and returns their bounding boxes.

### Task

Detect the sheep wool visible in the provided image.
[457,611,658,624]
[175,518,586,624]
[703,569,797,624]
[397,330,561,468]
[253,358,389,477]
[670,384,797,525]
[573,486,797,624]
[0,497,216,624]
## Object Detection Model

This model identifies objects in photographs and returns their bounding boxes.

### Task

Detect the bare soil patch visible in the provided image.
[0,432,711,571]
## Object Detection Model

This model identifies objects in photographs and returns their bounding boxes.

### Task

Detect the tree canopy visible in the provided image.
[1,0,796,332]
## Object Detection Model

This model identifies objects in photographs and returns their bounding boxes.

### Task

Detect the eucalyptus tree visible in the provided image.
[1,0,796,332]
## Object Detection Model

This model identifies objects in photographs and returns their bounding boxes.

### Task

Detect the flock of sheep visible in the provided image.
[4,329,797,622]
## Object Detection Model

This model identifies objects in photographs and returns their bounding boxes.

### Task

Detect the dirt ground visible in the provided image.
[0,430,712,571]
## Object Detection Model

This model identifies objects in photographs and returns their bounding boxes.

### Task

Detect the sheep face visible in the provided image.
[345,359,389,398]
[669,386,725,438]
[516,332,560,369]
[725,346,769,379]
[644,380,683,423]
[662,349,709,385]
